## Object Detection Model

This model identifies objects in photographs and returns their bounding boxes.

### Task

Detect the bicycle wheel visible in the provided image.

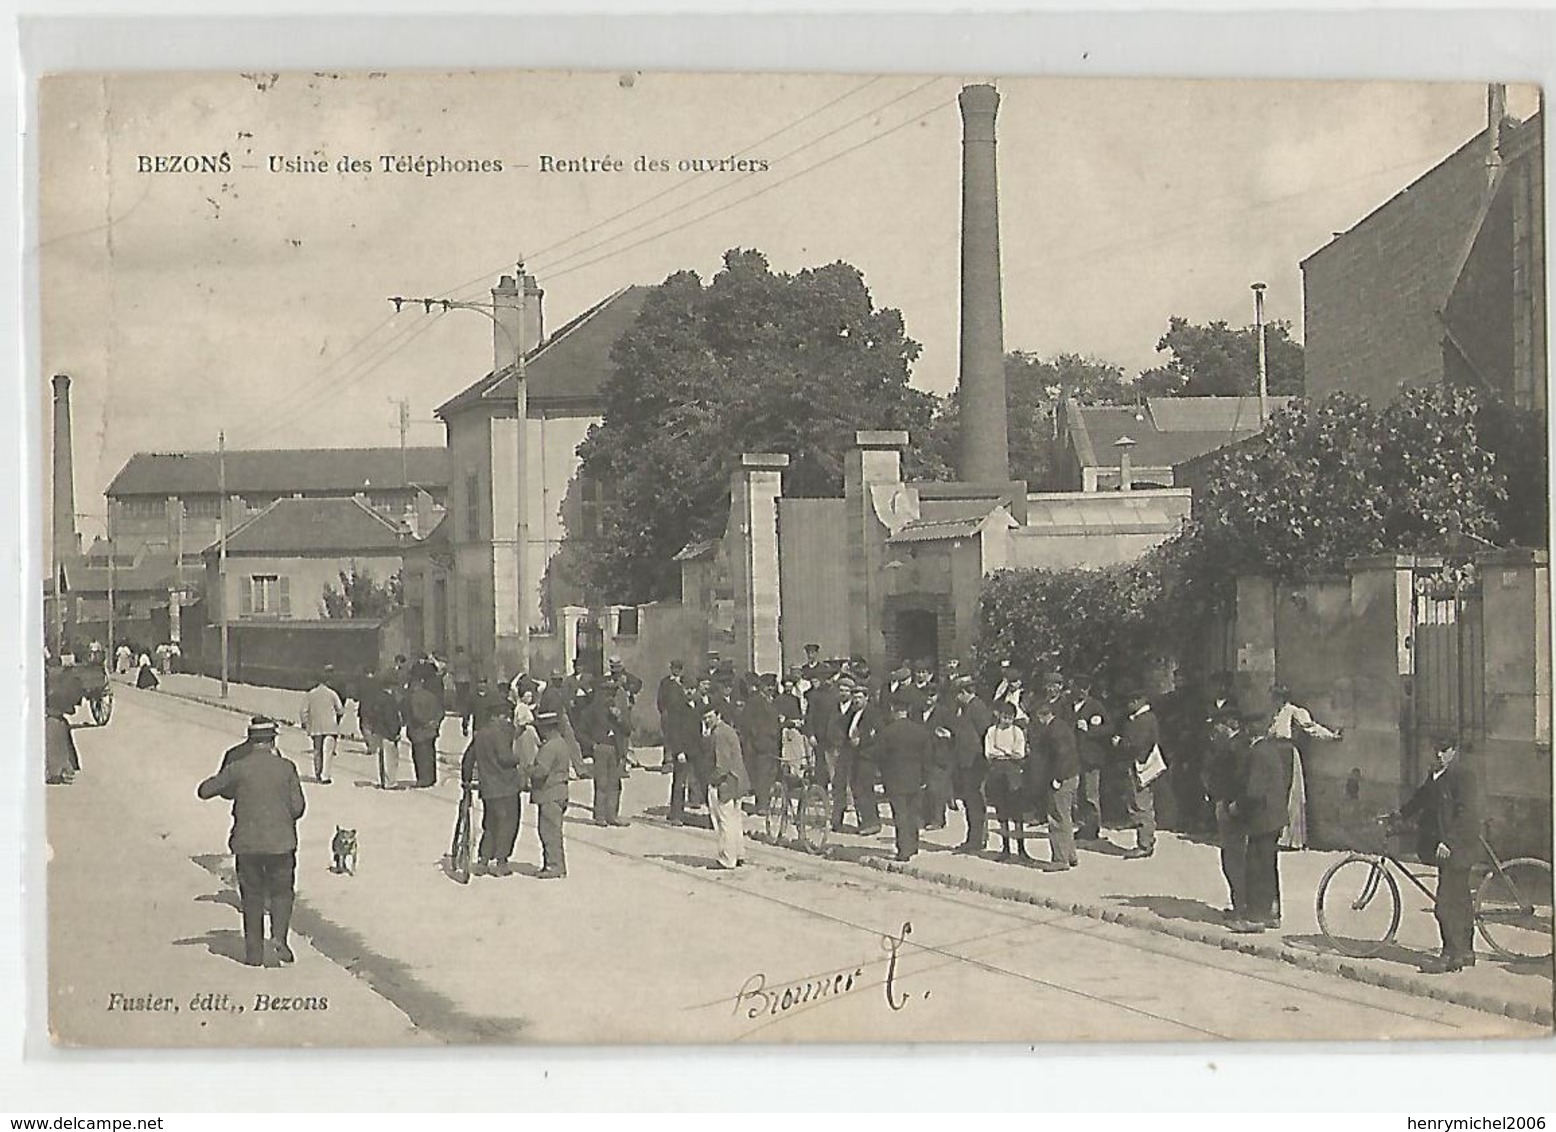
[91,687,113,726]
[1475,858,1554,963]
[797,785,831,855]
[763,783,788,842]
[1316,855,1402,957]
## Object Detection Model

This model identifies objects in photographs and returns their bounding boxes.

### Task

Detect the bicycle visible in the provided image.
[1315,816,1552,962]
[762,740,831,855]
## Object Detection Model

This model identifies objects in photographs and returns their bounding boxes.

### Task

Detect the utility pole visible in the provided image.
[218,430,229,698]
[106,507,115,668]
[391,397,411,487]
[514,258,530,677]
[1252,282,1269,427]
[390,261,531,674]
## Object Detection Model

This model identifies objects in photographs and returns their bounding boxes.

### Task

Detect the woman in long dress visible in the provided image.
[1268,684,1343,849]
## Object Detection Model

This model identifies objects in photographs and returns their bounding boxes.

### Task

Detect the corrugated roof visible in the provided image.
[107,447,448,498]
[213,497,407,556]
[887,517,986,544]
[437,285,653,418]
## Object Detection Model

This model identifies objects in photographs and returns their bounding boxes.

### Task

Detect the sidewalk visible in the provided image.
[147,674,1553,1028]
[819,816,1554,1027]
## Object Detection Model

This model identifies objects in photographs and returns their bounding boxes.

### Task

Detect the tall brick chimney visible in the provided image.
[491,272,545,374]
[51,373,78,565]
[956,83,1009,483]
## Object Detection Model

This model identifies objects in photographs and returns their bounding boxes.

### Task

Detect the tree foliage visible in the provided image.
[321,564,403,619]
[577,248,935,604]
[1188,386,1503,583]
[977,558,1170,702]
[918,351,1135,487]
[1138,316,1305,397]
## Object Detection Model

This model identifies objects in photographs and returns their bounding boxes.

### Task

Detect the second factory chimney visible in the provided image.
[52,373,79,567]
[956,83,1009,483]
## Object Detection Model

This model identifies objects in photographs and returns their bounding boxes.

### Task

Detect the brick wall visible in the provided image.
[1302,132,1493,405]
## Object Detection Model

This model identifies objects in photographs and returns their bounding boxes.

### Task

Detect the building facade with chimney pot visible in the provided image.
[402,278,652,675]
[1302,87,1546,411]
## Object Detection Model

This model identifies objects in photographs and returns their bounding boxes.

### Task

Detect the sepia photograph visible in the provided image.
[34,66,1554,1049]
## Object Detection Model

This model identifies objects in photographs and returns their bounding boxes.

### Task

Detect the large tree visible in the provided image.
[1138,315,1305,397]
[919,351,1134,487]
[576,248,936,604]
[320,564,403,619]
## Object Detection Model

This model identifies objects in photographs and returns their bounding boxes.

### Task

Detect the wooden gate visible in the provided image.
[1406,559,1485,783]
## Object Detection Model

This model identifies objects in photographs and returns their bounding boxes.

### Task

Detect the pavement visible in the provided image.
[115,673,1553,1032]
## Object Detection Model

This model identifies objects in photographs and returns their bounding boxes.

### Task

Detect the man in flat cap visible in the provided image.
[800,643,825,686]
[198,715,305,966]
[528,709,572,878]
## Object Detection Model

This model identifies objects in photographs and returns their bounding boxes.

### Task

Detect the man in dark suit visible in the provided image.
[923,677,958,831]
[581,676,628,827]
[877,701,932,861]
[950,677,993,854]
[1070,676,1112,841]
[799,643,826,686]
[198,721,306,966]
[738,676,781,808]
[1031,676,1080,868]
[1203,707,1251,918]
[1395,735,1486,972]
[835,685,883,835]
[658,661,695,822]
[1227,715,1295,933]
[805,669,842,790]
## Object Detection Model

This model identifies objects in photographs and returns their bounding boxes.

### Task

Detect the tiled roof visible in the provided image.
[436,285,653,418]
[48,553,182,595]
[211,497,407,556]
[107,447,448,498]
[1067,398,1290,471]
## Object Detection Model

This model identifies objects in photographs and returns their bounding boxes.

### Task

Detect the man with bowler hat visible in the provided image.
[197,716,305,966]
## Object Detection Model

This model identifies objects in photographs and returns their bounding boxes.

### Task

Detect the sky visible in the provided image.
[37,70,1540,539]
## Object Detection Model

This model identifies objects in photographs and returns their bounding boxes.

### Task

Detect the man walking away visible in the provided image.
[1393,735,1485,972]
[1115,688,1162,859]
[460,688,523,877]
[197,719,306,967]
[877,701,931,862]
[300,666,344,785]
[406,673,443,788]
[950,676,993,854]
[1227,716,1295,934]
[1031,678,1080,869]
[359,670,404,789]
[529,710,572,878]
[703,706,749,869]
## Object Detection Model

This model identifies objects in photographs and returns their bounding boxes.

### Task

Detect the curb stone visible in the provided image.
[854,854,1552,1027]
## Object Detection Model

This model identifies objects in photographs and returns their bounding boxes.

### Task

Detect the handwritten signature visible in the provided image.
[733,920,922,1021]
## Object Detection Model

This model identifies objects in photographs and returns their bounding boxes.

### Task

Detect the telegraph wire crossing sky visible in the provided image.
[38,72,1535,516]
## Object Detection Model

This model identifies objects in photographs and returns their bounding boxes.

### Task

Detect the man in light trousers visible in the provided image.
[703,706,749,869]
[300,666,344,785]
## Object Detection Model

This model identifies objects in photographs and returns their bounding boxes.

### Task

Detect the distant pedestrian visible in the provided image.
[135,653,160,690]
[114,643,133,676]
[1268,683,1343,850]
[703,706,748,869]
[923,675,958,832]
[528,710,571,878]
[1392,735,1485,973]
[659,661,696,822]
[359,670,404,789]
[460,688,523,877]
[836,684,883,836]
[738,676,781,807]
[406,674,443,788]
[452,647,476,736]
[300,666,344,785]
[538,669,584,780]
[197,717,306,967]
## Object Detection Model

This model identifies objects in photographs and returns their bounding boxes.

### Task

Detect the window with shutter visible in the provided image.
[278,575,291,617]
[239,578,253,617]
